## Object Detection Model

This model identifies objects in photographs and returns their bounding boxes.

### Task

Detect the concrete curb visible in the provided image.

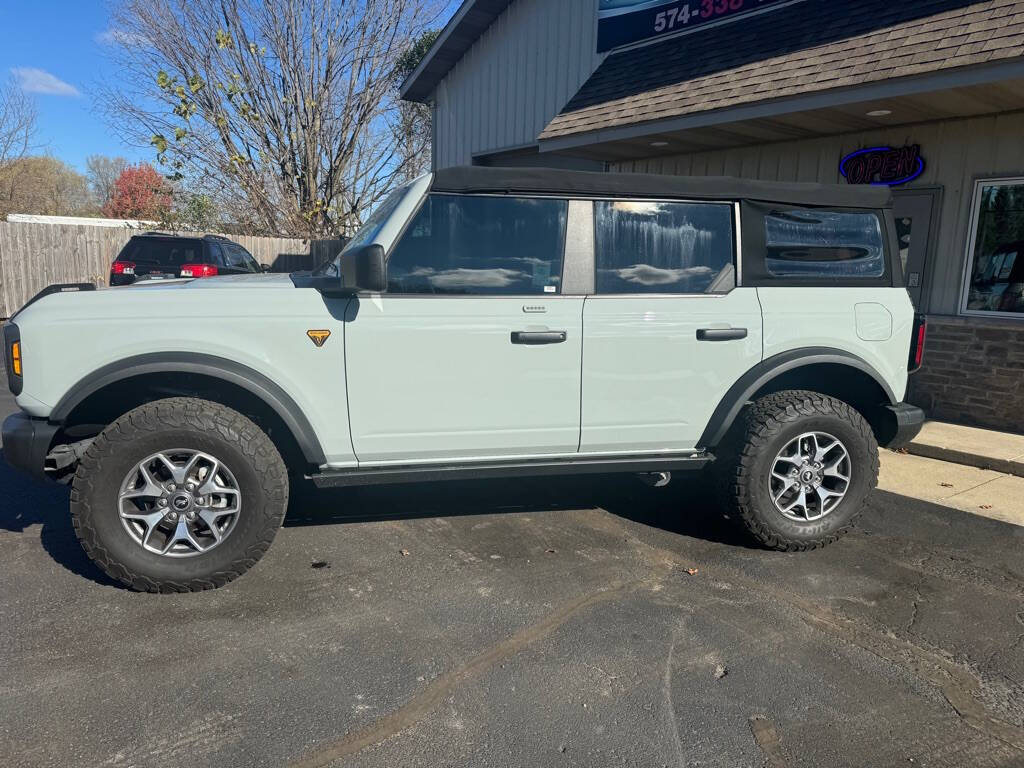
[904,442,1024,479]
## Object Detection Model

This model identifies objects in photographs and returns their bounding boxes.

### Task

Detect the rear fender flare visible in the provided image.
[698,348,897,449]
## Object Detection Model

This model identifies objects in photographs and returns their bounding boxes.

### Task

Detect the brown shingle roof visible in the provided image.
[540,0,1024,141]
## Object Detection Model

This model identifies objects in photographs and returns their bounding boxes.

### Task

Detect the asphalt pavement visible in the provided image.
[1,384,1023,767]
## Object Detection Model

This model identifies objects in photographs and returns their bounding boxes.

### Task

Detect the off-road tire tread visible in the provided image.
[720,390,878,552]
[70,397,288,592]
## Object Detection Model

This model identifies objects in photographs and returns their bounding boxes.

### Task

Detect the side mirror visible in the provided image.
[260,263,272,273]
[340,243,387,294]
[293,243,387,297]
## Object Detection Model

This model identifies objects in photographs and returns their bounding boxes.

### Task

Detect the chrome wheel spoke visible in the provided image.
[141,517,167,550]
[775,453,804,467]
[181,452,208,485]
[772,478,797,504]
[120,464,163,501]
[816,485,844,505]
[781,487,808,515]
[823,457,850,482]
[198,509,227,542]
[154,453,187,485]
[162,518,199,554]
[198,470,228,498]
[120,508,165,525]
[812,435,839,462]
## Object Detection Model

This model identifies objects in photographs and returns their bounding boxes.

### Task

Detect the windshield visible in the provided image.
[314,183,412,277]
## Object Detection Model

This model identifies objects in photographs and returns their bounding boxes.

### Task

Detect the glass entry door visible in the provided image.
[893,190,940,310]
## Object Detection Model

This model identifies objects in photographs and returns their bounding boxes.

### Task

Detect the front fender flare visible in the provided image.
[50,352,327,466]
[698,348,898,450]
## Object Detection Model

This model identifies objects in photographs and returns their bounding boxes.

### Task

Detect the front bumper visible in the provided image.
[880,403,926,449]
[2,412,59,480]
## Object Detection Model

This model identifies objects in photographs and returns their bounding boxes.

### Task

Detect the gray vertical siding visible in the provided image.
[612,111,1024,316]
[433,0,604,169]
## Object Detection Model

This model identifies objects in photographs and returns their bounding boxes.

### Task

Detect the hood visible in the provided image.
[120,272,297,291]
[12,272,305,324]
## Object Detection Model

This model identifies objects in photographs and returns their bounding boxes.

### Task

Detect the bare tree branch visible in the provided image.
[96,0,444,237]
[0,79,39,166]
[86,154,129,207]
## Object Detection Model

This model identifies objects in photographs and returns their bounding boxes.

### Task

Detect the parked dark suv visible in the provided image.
[110,233,265,286]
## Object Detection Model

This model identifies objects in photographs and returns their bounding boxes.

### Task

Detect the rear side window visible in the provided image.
[207,241,225,266]
[223,243,260,272]
[387,194,567,295]
[122,238,201,267]
[764,210,885,278]
[594,201,735,294]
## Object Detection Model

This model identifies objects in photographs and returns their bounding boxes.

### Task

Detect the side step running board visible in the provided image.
[310,453,712,489]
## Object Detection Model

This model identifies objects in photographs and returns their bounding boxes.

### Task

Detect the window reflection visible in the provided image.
[765,210,885,278]
[966,181,1024,314]
[594,200,734,294]
[387,194,567,295]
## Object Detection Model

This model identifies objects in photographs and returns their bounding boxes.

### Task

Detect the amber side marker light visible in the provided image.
[11,341,21,376]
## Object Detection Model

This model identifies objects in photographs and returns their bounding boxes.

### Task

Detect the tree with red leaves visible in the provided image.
[101,163,172,220]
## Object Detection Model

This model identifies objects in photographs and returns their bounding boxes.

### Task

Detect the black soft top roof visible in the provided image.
[431,166,892,209]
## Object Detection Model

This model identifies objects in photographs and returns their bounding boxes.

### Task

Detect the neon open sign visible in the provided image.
[840,145,925,186]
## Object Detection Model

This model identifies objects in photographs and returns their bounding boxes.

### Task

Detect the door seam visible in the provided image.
[342,297,359,463]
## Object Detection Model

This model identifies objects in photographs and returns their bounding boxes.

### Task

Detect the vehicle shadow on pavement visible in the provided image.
[284,471,754,548]
[0,455,120,587]
[0,452,750,589]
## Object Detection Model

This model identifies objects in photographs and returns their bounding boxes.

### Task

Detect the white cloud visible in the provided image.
[10,67,80,97]
[610,201,670,216]
[607,264,714,286]
[407,267,528,289]
[95,28,150,47]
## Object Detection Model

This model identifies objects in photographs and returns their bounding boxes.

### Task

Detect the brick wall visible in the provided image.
[908,315,1024,434]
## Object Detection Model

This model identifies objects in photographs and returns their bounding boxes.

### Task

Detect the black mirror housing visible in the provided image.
[291,243,386,297]
[340,243,387,294]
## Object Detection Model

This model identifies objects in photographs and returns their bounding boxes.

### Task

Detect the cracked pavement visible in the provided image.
[2,387,1024,767]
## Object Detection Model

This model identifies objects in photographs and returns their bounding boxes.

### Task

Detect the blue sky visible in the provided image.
[3,1,459,174]
[3,1,150,172]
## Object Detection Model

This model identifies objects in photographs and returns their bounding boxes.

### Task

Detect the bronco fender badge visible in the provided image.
[307,330,331,348]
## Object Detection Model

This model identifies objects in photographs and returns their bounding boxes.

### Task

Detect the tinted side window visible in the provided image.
[594,201,735,294]
[207,241,225,266]
[224,243,260,272]
[765,210,885,278]
[387,194,567,295]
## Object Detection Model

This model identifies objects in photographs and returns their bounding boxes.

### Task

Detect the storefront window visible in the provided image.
[896,216,913,276]
[964,179,1024,315]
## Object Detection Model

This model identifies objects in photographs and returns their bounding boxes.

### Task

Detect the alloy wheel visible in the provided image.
[118,450,242,557]
[767,432,851,522]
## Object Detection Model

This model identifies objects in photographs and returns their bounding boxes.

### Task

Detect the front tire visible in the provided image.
[719,390,878,551]
[71,398,288,592]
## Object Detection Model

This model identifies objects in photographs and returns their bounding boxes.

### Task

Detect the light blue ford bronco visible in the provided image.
[2,167,926,591]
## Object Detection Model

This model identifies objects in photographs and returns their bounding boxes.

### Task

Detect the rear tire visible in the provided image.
[71,397,288,592]
[719,390,878,551]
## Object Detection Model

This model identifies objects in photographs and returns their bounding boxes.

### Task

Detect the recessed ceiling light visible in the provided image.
[866,109,893,117]
[650,141,669,147]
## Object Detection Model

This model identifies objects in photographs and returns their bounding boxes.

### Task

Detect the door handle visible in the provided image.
[697,328,748,342]
[511,331,567,345]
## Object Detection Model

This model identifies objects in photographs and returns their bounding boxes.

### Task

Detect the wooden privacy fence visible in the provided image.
[0,221,346,317]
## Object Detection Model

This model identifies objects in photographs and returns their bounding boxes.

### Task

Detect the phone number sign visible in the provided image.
[597,0,797,53]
